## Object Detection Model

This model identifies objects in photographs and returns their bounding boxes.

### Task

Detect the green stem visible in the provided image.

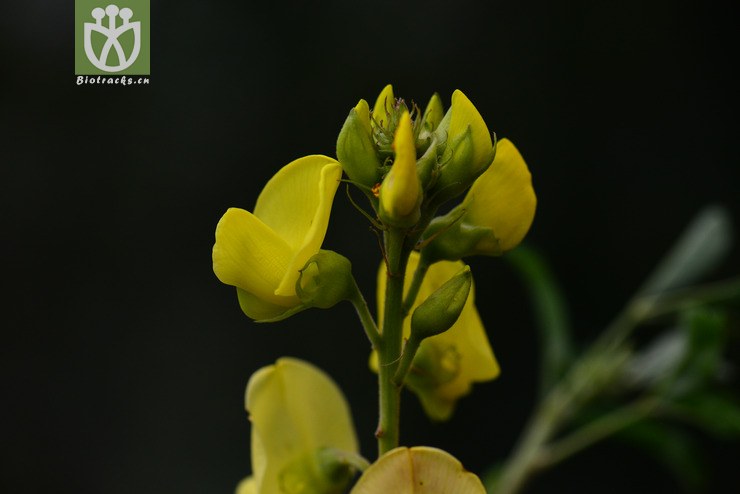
[494,387,569,494]
[402,260,429,316]
[349,280,381,350]
[532,397,659,471]
[392,335,422,387]
[377,228,409,455]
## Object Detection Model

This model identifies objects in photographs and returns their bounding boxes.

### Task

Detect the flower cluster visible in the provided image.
[213,85,536,493]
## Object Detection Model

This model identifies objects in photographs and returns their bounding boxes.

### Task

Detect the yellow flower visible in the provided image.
[378,111,422,227]
[372,252,499,421]
[421,138,536,261]
[237,357,361,494]
[350,446,486,494]
[212,155,342,321]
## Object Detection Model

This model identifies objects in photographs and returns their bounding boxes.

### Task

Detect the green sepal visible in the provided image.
[295,250,356,309]
[421,209,493,263]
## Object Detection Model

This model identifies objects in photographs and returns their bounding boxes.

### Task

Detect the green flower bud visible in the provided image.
[296,250,355,309]
[336,99,383,190]
[416,93,444,151]
[411,266,472,339]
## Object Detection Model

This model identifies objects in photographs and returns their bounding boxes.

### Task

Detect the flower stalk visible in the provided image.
[376,227,411,454]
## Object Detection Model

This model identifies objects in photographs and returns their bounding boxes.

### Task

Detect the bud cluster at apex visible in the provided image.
[336,84,500,231]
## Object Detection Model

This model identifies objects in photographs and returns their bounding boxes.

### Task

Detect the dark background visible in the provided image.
[2,1,739,493]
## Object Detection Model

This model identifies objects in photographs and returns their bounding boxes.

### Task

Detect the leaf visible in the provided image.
[666,307,727,397]
[638,205,733,297]
[505,243,573,395]
[673,391,740,439]
[615,420,707,491]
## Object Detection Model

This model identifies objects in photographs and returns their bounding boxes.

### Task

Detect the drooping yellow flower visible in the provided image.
[237,357,361,494]
[350,446,486,494]
[212,155,342,321]
[372,252,499,421]
[378,111,422,227]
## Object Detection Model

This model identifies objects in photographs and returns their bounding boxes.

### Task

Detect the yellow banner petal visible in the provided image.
[350,446,486,494]
[449,90,493,171]
[464,138,536,252]
[246,358,359,493]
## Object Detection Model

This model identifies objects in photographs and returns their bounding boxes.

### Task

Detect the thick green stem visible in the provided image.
[377,228,409,455]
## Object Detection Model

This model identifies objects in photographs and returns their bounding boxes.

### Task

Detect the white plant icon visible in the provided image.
[84,4,141,72]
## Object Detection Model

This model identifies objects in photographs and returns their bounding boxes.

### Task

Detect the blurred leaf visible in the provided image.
[638,205,733,297]
[667,307,727,397]
[623,329,688,390]
[673,391,740,439]
[506,244,573,396]
[615,420,707,492]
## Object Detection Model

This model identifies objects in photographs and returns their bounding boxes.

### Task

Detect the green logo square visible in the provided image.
[75,0,150,75]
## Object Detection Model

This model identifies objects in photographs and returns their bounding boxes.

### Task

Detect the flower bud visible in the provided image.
[417,93,444,151]
[371,84,395,130]
[411,266,472,339]
[336,99,383,189]
[431,90,495,204]
[296,250,355,309]
[378,111,423,228]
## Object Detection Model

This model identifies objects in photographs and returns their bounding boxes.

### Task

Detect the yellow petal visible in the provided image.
[448,90,493,171]
[379,111,421,223]
[212,208,297,307]
[235,476,257,494]
[236,288,299,321]
[372,84,395,129]
[253,155,343,296]
[350,447,486,494]
[464,138,536,253]
[373,252,499,420]
[246,357,359,494]
[354,99,372,135]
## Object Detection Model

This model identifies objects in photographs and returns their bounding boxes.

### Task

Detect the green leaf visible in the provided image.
[623,329,688,390]
[666,307,727,397]
[638,205,733,297]
[615,420,707,491]
[673,391,740,439]
[505,243,573,395]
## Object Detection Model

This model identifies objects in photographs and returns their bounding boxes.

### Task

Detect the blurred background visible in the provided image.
[2,0,739,493]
